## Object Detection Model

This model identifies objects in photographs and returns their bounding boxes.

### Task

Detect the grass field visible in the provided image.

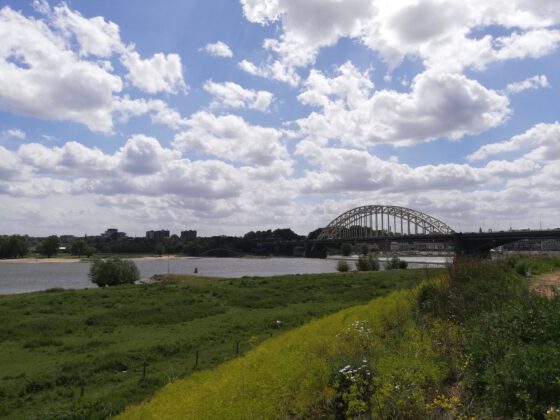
[118,257,560,420]
[0,269,438,419]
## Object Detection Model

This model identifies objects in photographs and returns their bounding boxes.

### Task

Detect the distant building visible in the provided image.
[59,235,77,243]
[181,230,197,240]
[102,228,126,240]
[146,230,170,241]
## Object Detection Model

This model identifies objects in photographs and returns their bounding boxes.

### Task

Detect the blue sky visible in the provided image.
[0,0,559,236]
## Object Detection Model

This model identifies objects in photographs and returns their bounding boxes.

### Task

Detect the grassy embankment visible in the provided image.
[0,269,436,419]
[120,256,560,419]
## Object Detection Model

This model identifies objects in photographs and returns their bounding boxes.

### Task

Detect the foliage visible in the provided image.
[70,240,87,257]
[418,258,527,322]
[417,257,560,418]
[336,260,350,272]
[118,272,447,420]
[38,235,60,258]
[89,257,140,287]
[385,255,408,270]
[0,235,29,259]
[463,294,560,418]
[0,270,429,419]
[340,243,352,256]
[356,252,380,271]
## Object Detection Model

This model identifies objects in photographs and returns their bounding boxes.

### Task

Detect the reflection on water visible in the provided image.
[0,255,452,296]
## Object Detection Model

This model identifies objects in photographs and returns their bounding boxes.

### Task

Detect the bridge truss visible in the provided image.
[317,205,455,240]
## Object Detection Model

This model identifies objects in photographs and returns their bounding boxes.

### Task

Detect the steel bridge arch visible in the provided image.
[317,205,455,240]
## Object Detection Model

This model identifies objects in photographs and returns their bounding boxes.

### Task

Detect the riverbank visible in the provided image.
[0,269,434,419]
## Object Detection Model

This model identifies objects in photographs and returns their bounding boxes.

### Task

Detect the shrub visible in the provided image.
[356,253,379,271]
[89,257,139,287]
[341,243,352,257]
[336,260,350,272]
[420,259,527,322]
[464,295,560,418]
[385,256,408,270]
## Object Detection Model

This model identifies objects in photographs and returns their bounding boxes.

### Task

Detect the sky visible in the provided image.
[0,0,559,237]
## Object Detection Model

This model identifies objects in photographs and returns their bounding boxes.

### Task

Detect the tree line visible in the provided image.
[0,228,305,259]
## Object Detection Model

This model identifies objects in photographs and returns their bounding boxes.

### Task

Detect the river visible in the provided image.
[0,256,451,295]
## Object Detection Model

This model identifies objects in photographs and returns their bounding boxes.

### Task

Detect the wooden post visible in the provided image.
[236,341,239,354]
[195,350,199,368]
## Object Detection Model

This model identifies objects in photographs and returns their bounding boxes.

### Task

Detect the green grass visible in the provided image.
[0,269,437,419]
[118,273,449,419]
[118,258,560,420]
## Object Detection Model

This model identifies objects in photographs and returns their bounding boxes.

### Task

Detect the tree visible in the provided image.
[89,257,140,287]
[71,240,87,257]
[0,235,29,259]
[38,236,60,258]
[341,243,352,256]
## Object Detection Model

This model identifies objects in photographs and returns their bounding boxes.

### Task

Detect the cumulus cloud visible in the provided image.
[239,0,560,83]
[203,81,273,111]
[0,4,188,133]
[50,2,125,57]
[0,6,123,133]
[201,41,233,58]
[113,96,188,129]
[117,135,180,175]
[121,51,187,94]
[297,64,510,147]
[468,122,560,161]
[173,111,289,166]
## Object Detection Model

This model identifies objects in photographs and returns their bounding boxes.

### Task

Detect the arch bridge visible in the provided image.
[318,205,455,240]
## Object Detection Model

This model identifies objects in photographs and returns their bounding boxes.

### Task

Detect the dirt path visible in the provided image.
[531,271,560,299]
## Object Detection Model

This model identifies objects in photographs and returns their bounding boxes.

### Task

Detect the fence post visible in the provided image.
[236,341,239,354]
[195,350,199,368]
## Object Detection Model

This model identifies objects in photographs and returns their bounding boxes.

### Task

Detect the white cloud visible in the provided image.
[239,0,560,83]
[117,135,180,175]
[297,64,509,147]
[0,6,122,133]
[295,140,540,196]
[504,74,549,95]
[113,96,188,129]
[203,81,273,111]
[201,41,233,58]
[468,122,560,161]
[121,51,187,94]
[51,2,125,57]
[1,129,26,140]
[173,111,289,166]
[18,141,116,176]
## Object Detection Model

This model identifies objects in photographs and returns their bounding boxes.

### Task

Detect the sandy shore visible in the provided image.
[0,257,83,264]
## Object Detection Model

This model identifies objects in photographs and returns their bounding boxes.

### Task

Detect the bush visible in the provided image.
[89,257,140,287]
[385,256,408,270]
[336,260,350,272]
[419,259,527,322]
[464,295,560,418]
[340,243,352,257]
[356,253,380,271]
